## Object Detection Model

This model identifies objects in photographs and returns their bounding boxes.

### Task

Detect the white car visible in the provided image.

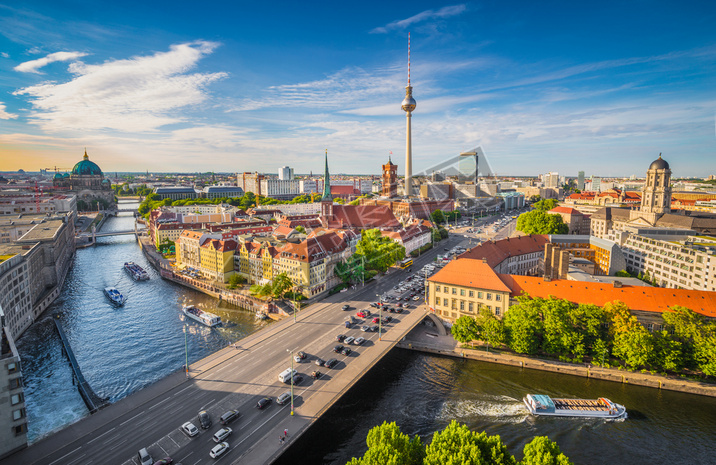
[210,441,230,458]
[354,337,366,345]
[213,427,232,443]
[181,421,199,437]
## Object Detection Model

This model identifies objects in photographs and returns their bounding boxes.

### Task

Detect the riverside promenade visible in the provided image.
[398,323,716,398]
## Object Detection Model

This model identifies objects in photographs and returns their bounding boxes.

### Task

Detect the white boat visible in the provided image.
[124,262,150,281]
[523,394,627,420]
[104,287,126,306]
[182,305,222,327]
[256,311,269,320]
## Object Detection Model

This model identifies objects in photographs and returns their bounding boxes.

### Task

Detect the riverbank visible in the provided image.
[398,323,716,398]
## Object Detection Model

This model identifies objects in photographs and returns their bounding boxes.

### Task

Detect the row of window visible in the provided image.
[434,285,501,301]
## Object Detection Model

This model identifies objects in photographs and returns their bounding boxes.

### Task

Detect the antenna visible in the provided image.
[408,32,411,86]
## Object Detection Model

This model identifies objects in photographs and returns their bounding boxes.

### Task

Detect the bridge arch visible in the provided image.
[422,313,447,336]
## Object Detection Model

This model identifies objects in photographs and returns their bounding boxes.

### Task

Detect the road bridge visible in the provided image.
[3,235,467,465]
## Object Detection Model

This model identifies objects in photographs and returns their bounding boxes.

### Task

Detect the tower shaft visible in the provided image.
[405,112,412,197]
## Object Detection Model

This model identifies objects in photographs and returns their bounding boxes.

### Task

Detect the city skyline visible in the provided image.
[1,1,715,176]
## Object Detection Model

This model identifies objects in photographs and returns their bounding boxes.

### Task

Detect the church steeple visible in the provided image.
[322,149,332,201]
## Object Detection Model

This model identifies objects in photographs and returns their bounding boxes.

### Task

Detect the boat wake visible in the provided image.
[436,396,528,423]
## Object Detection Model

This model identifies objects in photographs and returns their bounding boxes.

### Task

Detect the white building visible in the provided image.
[278,166,294,181]
[260,179,300,200]
[544,172,559,188]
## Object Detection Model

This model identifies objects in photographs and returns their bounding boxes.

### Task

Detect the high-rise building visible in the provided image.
[458,151,478,184]
[401,33,416,197]
[577,171,585,190]
[590,176,602,192]
[544,172,559,188]
[278,166,294,181]
[382,157,398,198]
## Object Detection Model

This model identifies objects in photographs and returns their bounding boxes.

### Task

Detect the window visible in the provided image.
[478,292,483,299]
[12,409,24,421]
[9,377,21,390]
[7,362,18,374]
[451,299,457,309]
[495,308,500,316]
[486,293,492,300]
[647,323,653,332]
[468,290,474,297]
[10,394,22,405]
[468,302,474,312]
[460,289,465,296]
[452,288,457,295]
[443,298,448,306]
[435,297,440,306]
[495,294,502,302]
[460,301,465,310]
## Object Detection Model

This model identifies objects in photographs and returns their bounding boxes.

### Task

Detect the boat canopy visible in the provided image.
[530,394,555,412]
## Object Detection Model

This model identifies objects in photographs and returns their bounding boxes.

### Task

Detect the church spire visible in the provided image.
[322,149,332,201]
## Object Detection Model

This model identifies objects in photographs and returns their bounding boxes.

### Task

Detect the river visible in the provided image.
[16,201,271,442]
[16,202,716,464]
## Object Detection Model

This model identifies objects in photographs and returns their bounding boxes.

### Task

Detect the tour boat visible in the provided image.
[182,305,222,327]
[104,287,126,306]
[124,262,150,281]
[523,394,627,420]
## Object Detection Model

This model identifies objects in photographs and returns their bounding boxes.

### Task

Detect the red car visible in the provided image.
[356,310,371,318]
[372,317,380,323]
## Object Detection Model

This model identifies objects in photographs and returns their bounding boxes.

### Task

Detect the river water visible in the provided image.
[16,202,716,464]
[16,201,271,442]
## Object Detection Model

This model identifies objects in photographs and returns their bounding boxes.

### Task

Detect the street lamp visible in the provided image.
[184,323,189,378]
[376,294,383,341]
[286,348,296,416]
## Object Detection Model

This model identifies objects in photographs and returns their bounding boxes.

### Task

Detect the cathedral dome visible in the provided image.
[649,155,669,171]
[71,151,103,176]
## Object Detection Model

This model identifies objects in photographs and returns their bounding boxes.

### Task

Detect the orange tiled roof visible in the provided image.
[428,258,512,293]
[459,235,548,268]
[326,205,400,230]
[549,206,583,215]
[498,274,716,318]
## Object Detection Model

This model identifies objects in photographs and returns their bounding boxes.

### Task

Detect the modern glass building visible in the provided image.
[458,151,478,184]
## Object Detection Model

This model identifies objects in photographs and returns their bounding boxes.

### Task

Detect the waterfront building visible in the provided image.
[0,194,76,219]
[234,238,280,285]
[0,322,26,459]
[153,187,199,201]
[459,235,548,276]
[50,150,114,210]
[199,239,238,283]
[201,186,244,199]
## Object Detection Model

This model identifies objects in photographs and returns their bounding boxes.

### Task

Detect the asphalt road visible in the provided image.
[7,234,469,465]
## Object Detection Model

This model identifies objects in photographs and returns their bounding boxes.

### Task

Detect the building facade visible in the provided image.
[382,158,398,198]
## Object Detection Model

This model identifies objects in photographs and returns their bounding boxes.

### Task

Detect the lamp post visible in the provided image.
[376,294,383,341]
[184,324,189,378]
[287,349,295,416]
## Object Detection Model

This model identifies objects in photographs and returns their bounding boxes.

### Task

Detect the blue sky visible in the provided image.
[1,1,715,177]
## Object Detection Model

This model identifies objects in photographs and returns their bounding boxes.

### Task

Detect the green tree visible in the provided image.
[516,211,569,235]
[475,306,506,349]
[335,256,365,285]
[249,283,273,298]
[503,297,544,355]
[452,316,479,345]
[346,421,424,465]
[520,436,573,465]
[532,199,558,211]
[226,273,245,290]
[652,330,684,372]
[271,272,293,299]
[355,229,405,273]
[694,324,716,376]
[294,225,306,234]
[424,420,516,465]
[431,209,446,225]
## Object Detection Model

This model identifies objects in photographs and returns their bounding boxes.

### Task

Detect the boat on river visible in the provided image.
[523,394,627,420]
[124,262,149,281]
[104,287,126,306]
[182,305,222,327]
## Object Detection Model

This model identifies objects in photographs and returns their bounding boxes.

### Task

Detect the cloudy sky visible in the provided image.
[0,1,715,177]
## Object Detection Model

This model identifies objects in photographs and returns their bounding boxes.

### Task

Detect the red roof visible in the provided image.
[498,274,716,318]
[428,259,512,293]
[549,206,583,215]
[278,231,348,263]
[326,205,400,230]
[459,235,548,268]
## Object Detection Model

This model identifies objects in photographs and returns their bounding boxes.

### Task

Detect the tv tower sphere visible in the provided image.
[401,90,416,112]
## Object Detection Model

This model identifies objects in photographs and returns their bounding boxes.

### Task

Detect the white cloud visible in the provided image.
[1,52,8,58]
[14,41,227,133]
[14,51,88,73]
[371,4,467,34]
[0,102,17,119]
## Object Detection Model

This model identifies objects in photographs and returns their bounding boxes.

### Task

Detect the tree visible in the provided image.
[516,211,569,235]
[532,199,558,211]
[431,209,446,225]
[294,225,306,234]
[520,436,573,465]
[424,420,516,465]
[226,274,245,289]
[271,272,293,299]
[355,229,405,273]
[451,316,479,345]
[346,421,424,465]
[503,297,544,355]
[475,306,506,349]
[335,256,366,285]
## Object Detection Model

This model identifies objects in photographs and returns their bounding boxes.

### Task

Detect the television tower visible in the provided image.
[401,33,416,197]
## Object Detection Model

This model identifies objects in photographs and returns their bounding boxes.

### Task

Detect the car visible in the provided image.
[213,427,232,443]
[344,336,355,344]
[413,296,421,301]
[356,311,367,318]
[396,303,403,308]
[370,325,379,332]
[220,409,239,425]
[153,458,173,465]
[181,421,199,437]
[138,448,153,465]
[387,307,395,313]
[198,410,211,429]
[335,334,346,342]
[256,397,272,409]
[278,391,295,405]
[342,304,351,310]
[354,337,365,345]
[361,325,370,332]
[384,316,393,323]
[311,370,322,379]
[324,358,338,368]
[315,357,325,366]
[292,374,304,385]
[341,347,352,356]
[370,302,379,308]
[333,344,344,353]
[345,320,352,328]
[209,442,229,459]
[372,317,380,323]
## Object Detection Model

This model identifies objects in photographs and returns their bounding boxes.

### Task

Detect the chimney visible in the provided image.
[613,280,622,288]
[544,276,552,282]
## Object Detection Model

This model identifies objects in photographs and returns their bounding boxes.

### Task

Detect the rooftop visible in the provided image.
[16,218,66,242]
[428,258,512,293]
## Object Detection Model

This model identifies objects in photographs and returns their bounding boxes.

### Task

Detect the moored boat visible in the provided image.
[124,262,150,281]
[104,287,126,306]
[523,394,627,419]
[256,311,269,320]
[182,305,222,327]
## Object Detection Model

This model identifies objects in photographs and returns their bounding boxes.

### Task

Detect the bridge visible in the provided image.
[78,229,142,238]
[2,236,464,465]
[53,317,110,414]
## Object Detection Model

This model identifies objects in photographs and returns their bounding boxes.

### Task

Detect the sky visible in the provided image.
[0,1,715,178]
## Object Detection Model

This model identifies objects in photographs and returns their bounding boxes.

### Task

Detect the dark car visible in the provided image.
[153,459,173,465]
[342,304,351,310]
[315,357,325,366]
[335,334,346,342]
[220,409,239,425]
[384,316,393,323]
[333,344,344,353]
[370,325,379,332]
[324,358,338,368]
[345,320,351,328]
[256,397,272,409]
[341,347,352,356]
[311,370,322,379]
[292,374,303,385]
[395,308,404,313]
[198,410,211,429]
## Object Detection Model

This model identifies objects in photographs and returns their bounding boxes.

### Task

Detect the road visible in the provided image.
[6,234,469,465]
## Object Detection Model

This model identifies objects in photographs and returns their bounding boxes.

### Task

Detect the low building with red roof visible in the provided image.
[458,235,548,275]
[548,206,591,235]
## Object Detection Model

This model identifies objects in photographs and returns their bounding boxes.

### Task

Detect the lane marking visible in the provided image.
[48,447,82,465]
[86,426,115,444]
[119,411,143,426]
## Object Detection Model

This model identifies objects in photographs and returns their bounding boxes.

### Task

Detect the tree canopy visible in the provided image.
[516,210,569,235]
[346,421,424,465]
[355,229,405,273]
[531,199,559,211]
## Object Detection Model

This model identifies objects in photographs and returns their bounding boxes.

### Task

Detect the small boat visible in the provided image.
[182,305,222,327]
[523,394,627,420]
[256,311,269,320]
[124,262,150,281]
[104,287,126,306]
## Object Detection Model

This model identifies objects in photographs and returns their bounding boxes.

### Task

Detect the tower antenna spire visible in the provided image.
[408,32,411,86]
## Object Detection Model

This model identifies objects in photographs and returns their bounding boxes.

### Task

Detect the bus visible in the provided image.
[398,258,413,269]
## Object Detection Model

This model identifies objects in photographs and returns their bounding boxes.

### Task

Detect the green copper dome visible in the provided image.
[71,150,103,176]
